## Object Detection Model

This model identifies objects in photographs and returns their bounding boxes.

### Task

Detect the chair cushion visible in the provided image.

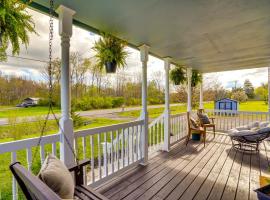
[228,129,257,137]
[38,154,74,199]
[198,113,211,124]
[190,117,199,129]
[257,126,270,134]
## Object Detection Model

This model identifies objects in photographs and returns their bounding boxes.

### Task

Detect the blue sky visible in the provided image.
[0,8,268,89]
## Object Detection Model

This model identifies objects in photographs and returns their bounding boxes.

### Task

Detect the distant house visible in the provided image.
[215,98,238,111]
[23,97,40,105]
[16,97,40,107]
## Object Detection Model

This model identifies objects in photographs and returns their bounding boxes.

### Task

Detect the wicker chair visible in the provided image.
[230,131,270,152]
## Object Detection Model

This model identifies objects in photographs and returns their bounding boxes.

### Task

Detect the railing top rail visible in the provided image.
[75,119,144,138]
[0,134,60,154]
[205,109,270,114]
[171,112,186,117]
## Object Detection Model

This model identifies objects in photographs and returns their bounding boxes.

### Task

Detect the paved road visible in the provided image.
[0,103,181,126]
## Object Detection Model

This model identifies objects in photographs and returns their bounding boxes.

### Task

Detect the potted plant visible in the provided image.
[169,65,186,85]
[0,0,36,61]
[93,33,128,73]
[191,70,202,87]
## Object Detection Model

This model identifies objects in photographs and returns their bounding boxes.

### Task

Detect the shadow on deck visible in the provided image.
[95,133,270,200]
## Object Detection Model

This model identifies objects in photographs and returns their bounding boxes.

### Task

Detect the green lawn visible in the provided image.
[0,106,61,118]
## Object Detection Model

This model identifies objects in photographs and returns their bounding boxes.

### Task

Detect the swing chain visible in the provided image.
[33,0,80,169]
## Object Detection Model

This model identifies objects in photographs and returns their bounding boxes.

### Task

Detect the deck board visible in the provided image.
[98,134,270,200]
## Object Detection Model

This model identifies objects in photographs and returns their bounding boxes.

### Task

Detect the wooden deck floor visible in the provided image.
[96,133,270,200]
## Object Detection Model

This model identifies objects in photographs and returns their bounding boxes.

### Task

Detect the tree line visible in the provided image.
[0,52,268,109]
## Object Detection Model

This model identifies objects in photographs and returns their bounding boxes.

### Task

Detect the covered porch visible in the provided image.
[1,0,270,199]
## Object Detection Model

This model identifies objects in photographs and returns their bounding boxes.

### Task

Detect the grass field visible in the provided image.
[0,106,60,118]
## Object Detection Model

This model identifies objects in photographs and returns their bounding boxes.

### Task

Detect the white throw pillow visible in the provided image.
[259,121,270,128]
[248,121,259,129]
[38,154,74,199]
[236,126,249,131]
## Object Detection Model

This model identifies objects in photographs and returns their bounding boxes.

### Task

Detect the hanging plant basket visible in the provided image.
[170,66,186,85]
[93,33,128,74]
[0,0,36,61]
[105,60,117,73]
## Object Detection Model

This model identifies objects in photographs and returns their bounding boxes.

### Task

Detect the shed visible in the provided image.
[215,98,238,111]
[23,97,40,105]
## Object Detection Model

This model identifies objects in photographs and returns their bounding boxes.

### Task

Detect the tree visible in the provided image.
[243,79,254,99]
[255,83,268,104]
[0,0,36,61]
[231,89,248,103]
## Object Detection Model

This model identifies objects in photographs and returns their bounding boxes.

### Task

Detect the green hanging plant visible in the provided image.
[92,32,128,73]
[191,70,202,87]
[169,65,186,85]
[0,0,36,61]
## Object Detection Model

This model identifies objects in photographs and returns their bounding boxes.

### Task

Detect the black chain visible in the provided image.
[33,0,79,168]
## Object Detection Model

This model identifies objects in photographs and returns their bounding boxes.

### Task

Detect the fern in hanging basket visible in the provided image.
[93,33,128,73]
[0,0,36,61]
[170,66,186,85]
[191,70,202,87]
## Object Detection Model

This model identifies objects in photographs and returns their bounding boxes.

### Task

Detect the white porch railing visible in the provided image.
[74,119,144,187]
[170,113,188,145]
[148,114,165,154]
[205,109,270,132]
[0,134,60,200]
[0,119,144,199]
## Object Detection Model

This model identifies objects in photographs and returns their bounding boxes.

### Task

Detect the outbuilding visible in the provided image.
[215,98,238,111]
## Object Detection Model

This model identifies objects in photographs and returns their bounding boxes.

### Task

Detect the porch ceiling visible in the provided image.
[31,0,270,73]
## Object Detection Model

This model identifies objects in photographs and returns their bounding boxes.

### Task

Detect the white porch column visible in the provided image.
[139,44,149,165]
[57,5,76,167]
[163,57,171,152]
[187,68,192,112]
[199,74,204,109]
[268,67,270,113]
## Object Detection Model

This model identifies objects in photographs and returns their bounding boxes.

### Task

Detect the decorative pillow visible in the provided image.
[190,117,199,129]
[259,121,270,128]
[250,127,260,131]
[248,121,259,129]
[198,113,211,124]
[236,125,249,131]
[38,154,74,199]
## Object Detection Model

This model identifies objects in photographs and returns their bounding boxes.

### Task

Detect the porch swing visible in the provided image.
[8,0,108,199]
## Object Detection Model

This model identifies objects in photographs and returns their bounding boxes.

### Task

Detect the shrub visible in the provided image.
[125,98,141,106]
[112,97,124,108]
[38,99,56,107]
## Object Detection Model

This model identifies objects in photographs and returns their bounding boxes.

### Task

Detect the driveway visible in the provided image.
[0,104,181,126]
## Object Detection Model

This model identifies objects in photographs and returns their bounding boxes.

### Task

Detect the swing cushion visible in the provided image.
[38,154,74,199]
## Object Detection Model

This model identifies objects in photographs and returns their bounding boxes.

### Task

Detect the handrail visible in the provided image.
[0,134,60,154]
[75,119,144,138]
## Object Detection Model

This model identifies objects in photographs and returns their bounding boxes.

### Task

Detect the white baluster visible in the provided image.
[40,145,45,165]
[26,148,32,171]
[98,134,101,179]
[90,135,95,183]
[11,152,17,200]
[111,131,114,173]
[52,142,57,156]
